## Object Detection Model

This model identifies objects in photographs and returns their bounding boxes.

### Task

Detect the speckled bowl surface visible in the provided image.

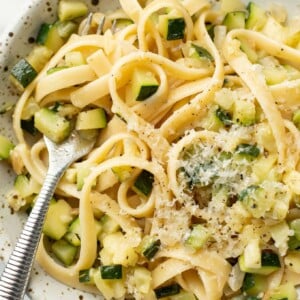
[0,0,300,299]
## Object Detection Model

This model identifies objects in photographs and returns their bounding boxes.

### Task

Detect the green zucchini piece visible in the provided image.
[142,239,161,260]
[169,291,196,300]
[0,135,14,160]
[64,232,81,247]
[133,170,154,196]
[292,110,300,130]
[10,59,38,88]
[44,24,65,52]
[246,2,267,30]
[34,107,71,143]
[100,215,120,235]
[65,51,85,66]
[235,144,260,160]
[269,283,297,300]
[46,66,69,75]
[242,273,267,296]
[52,239,78,266]
[158,10,186,40]
[14,175,40,198]
[43,199,73,240]
[223,11,246,31]
[185,224,210,250]
[58,0,88,22]
[112,18,134,32]
[215,107,232,126]
[21,118,38,135]
[155,284,181,299]
[26,45,53,72]
[130,68,159,101]
[190,43,214,61]
[239,249,281,275]
[288,236,300,250]
[75,108,107,130]
[36,23,51,45]
[100,264,123,280]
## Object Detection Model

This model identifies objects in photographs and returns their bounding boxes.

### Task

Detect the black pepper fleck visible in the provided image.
[91,0,99,5]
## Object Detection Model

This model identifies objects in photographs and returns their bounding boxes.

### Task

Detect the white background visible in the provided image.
[0,0,24,34]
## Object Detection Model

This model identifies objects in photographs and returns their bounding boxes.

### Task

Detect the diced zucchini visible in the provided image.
[43,199,73,240]
[65,51,85,66]
[34,107,71,143]
[235,144,260,160]
[239,38,258,63]
[100,215,120,235]
[58,0,88,22]
[220,0,245,14]
[242,273,267,296]
[52,239,78,266]
[56,20,78,39]
[292,110,300,129]
[239,249,281,275]
[185,224,210,250]
[65,217,81,246]
[100,231,138,267]
[111,166,134,182]
[233,99,256,126]
[44,23,65,52]
[158,10,186,40]
[21,118,38,135]
[170,291,196,300]
[75,108,107,131]
[263,65,287,85]
[189,43,214,62]
[131,267,152,294]
[245,2,267,31]
[14,175,40,198]
[142,239,161,260]
[284,251,300,273]
[290,219,300,241]
[215,107,232,126]
[36,23,51,45]
[26,45,53,72]
[154,284,181,299]
[200,107,224,131]
[100,264,123,280]
[223,11,246,31]
[112,18,134,32]
[269,283,297,300]
[79,268,96,284]
[252,154,277,182]
[128,68,159,102]
[0,134,14,160]
[10,59,38,89]
[132,170,154,197]
[76,165,96,191]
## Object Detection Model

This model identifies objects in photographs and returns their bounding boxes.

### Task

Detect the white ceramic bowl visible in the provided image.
[0,0,300,299]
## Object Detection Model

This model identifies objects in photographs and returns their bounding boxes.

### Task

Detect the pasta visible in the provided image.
[5,0,300,299]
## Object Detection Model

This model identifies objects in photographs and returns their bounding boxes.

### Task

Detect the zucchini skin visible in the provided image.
[142,239,161,260]
[100,264,123,279]
[154,283,181,298]
[167,18,186,40]
[10,59,38,88]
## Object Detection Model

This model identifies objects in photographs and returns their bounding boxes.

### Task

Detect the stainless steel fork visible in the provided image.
[0,131,95,299]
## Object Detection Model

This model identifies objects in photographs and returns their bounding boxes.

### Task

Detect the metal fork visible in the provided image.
[0,131,95,299]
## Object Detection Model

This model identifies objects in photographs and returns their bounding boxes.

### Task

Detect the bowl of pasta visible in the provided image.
[1,0,300,299]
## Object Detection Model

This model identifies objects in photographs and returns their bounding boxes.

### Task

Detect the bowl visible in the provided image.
[0,0,300,299]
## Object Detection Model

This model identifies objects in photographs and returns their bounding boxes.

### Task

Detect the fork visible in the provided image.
[0,131,95,299]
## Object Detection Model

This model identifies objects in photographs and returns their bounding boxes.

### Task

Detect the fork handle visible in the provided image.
[0,168,65,300]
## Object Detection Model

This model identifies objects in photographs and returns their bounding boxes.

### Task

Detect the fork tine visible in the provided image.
[81,12,93,36]
[111,19,118,34]
[96,15,106,35]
